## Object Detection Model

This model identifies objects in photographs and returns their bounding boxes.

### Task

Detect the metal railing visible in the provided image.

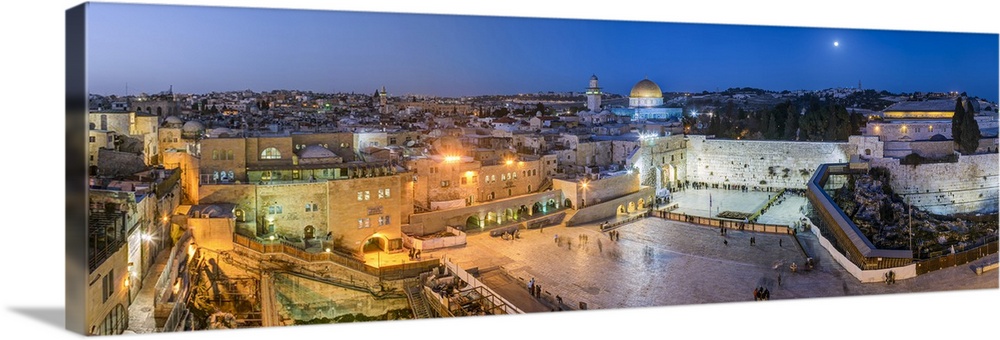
[655,210,795,234]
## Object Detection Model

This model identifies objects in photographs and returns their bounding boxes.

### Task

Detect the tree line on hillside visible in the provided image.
[694,94,866,141]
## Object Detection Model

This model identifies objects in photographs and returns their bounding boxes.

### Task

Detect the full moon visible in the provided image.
[834,41,839,47]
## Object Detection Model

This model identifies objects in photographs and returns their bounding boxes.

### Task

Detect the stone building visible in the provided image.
[408,153,554,211]
[85,203,130,336]
[88,110,161,166]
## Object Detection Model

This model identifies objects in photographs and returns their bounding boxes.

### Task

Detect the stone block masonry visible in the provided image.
[684,136,855,190]
[871,153,999,215]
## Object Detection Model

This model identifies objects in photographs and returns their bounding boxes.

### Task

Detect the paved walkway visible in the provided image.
[670,188,772,217]
[126,248,171,334]
[425,216,998,312]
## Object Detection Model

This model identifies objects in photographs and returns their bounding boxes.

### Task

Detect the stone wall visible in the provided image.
[407,190,565,234]
[200,137,247,181]
[97,149,148,178]
[553,172,641,209]
[685,135,854,189]
[567,188,655,226]
[629,135,687,191]
[189,218,235,251]
[870,153,999,215]
[327,174,409,253]
[162,151,200,204]
[851,135,884,160]
[883,140,956,159]
[199,173,413,255]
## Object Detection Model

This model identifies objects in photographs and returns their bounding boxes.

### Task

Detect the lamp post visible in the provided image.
[580,180,588,208]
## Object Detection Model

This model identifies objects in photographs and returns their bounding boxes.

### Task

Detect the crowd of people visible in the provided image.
[753,286,771,301]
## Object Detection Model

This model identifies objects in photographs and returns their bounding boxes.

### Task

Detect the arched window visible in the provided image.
[261,147,281,159]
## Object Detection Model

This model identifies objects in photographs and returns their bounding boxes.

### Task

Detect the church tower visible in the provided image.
[586,75,602,112]
[379,86,388,114]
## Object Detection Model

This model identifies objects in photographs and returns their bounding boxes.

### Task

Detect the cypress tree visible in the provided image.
[951,97,965,146]
[783,102,798,140]
[959,98,982,154]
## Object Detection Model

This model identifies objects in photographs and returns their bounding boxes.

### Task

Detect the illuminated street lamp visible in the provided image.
[580,180,589,208]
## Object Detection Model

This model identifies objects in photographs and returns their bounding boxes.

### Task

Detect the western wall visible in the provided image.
[870,153,999,215]
[683,135,855,190]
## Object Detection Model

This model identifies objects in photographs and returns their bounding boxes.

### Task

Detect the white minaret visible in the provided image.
[586,75,602,112]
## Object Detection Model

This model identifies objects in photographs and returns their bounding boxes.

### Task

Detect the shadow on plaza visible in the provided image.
[9,307,65,331]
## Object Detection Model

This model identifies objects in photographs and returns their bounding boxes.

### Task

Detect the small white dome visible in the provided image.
[298,144,338,158]
[182,121,205,132]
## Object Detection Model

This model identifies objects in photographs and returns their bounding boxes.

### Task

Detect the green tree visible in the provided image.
[951,97,965,148]
[958,98,982,154]
[535,102,549,115]
[783,102,799,140]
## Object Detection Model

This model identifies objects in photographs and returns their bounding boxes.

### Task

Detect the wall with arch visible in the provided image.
[407,190,565,234]
[566,187,655,226]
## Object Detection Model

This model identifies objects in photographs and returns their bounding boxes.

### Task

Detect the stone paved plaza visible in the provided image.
[426,216,998,312]
[670,187,810,225]
[670,188,773,218]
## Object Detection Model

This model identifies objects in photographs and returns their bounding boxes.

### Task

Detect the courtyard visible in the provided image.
[425,213,998,312]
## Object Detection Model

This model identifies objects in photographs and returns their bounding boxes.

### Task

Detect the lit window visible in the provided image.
[261,147,281,159]
[212,150,219,160]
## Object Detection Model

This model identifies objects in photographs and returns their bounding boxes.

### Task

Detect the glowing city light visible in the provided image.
[444,155,461,162]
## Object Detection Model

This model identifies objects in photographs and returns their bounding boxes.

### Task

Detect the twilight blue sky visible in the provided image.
[86,2,999,101]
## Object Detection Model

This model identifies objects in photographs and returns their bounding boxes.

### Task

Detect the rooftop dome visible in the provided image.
[181,121,205,132]
[164,116,184,125]
[210,127,234,137]
[929,133,948,141]
[629,78,663,98]
[297,144,338,159]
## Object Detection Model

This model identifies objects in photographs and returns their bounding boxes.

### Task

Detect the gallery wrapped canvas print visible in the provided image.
[65,1,998,337]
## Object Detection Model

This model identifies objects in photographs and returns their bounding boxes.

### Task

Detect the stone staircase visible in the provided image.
[537,177,553,192]
[404,278,432,319]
